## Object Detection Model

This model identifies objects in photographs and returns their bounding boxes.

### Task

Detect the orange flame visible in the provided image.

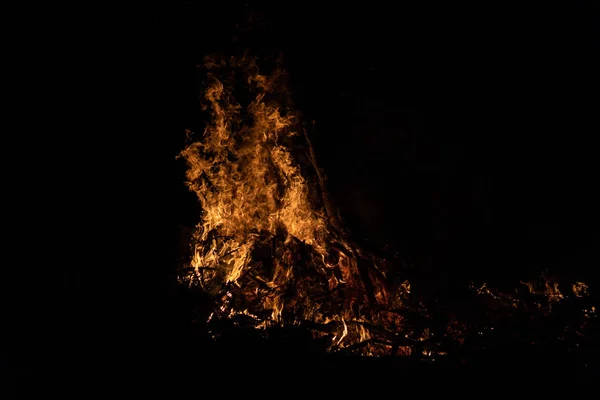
[176,54,595,358]
[177,55,415,355]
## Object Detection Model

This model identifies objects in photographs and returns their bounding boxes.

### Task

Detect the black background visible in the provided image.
[8,0,600,386]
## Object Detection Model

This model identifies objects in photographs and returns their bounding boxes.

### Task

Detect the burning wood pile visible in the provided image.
[176,54,597,362]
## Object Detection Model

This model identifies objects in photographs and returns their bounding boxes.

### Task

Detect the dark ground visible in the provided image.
[7,2,600,392]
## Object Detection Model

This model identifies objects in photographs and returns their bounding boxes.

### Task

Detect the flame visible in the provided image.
[572,281,589,297]
[177,55,420,355]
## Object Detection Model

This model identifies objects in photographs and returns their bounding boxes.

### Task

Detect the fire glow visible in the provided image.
[177,55,596,358]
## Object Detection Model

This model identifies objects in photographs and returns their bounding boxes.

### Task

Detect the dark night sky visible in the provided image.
[148,2,599,285]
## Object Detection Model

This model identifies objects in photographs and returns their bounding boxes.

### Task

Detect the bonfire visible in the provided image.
[176,54,597,360]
